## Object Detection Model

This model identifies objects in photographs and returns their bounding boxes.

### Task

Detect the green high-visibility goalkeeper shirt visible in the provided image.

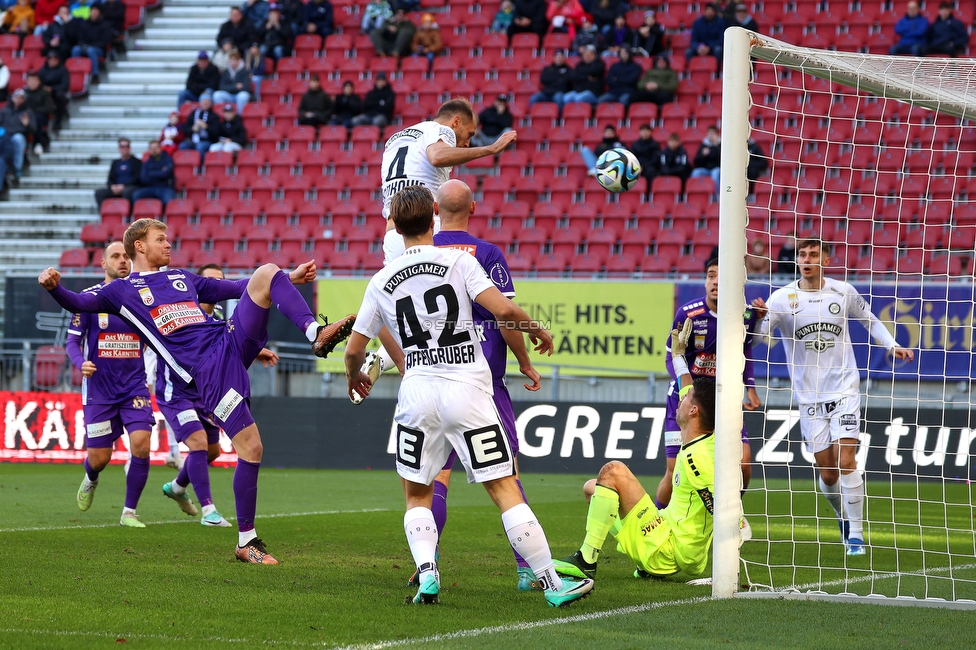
[662,431,716,576]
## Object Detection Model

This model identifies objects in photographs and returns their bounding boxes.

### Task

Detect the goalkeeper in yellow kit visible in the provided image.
[554,376,716,580]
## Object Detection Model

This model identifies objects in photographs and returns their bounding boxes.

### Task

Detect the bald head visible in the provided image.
[434,179,475,229]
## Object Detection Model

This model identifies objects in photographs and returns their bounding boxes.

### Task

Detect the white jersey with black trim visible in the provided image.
[763,276,899,404]
[353,245,494,393]
[380,120,456,219]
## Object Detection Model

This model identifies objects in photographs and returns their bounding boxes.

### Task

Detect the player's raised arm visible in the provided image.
[40,269,112,314]
[426,130,516,167]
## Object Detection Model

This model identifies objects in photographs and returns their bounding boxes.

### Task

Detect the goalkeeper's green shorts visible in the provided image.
[615,493,680,577]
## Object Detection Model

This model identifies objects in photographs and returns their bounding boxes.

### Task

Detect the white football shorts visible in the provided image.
[393,377,514,486]
[798,393,861,454]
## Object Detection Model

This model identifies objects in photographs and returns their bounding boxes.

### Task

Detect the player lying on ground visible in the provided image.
[401,179,544,591]
[40,218,355,564]
[158,263,280,528]
[758,238,914,556]
[67,241,155,528]
[345,185,593,607]
[555,377,717,581]
[661,258,765,542]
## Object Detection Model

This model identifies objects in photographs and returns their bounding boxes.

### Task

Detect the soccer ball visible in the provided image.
[595,148,642,193]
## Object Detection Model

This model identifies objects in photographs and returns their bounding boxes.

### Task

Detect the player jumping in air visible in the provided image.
[757,239,914,556]
[661,258,765,541]
[158,263,280,527]
[344,186,593,607]
[352,99,519,401]
[400,179,544,591]
[555,377,718,581]
[41,218,355,564]
[67,241,155,527]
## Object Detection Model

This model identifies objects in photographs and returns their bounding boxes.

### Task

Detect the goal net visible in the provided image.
[713,27,976,608]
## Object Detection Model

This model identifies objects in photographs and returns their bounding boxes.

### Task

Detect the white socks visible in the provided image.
[819,475,843,520]
[170,481,186,495]
[304,322,319,342]
[501,503,562,593]
[840,470,865,538]
[202,504,216,517]
[239,529,257,547]
[122,507,136,516]
[404,507,439,583]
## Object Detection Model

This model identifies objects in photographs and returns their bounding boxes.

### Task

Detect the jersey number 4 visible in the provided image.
[385,146,408,182]
[395,285,471,350]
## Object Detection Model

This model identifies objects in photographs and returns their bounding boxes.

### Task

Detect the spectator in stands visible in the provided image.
[597,47,641,105]
[731,4,758,32]
[370,9,414,57]
[547,0,586,40]
[2,0,35,37]
[303,0,333,36]
[298,73,332,127]
[580,124,623,176]
[0,55,9,102]
[350,72,395,127]
[330,80,361,126]
[212,38,234,71]
[23,72,54,155]
[890,1,928,56]
[33,0,61,35]
[507,0,548,45]
[688,3,726,61]
[39,51,69,132]
[132,140,175,205]
[632,54,677,107]
[776,235,796,275]
[43,6,76,62]
[159,111,182,156]
[529,48,572,107]
[209,103,247,154]
[629,123,661,183]
[178,95,218,160]
[472,94,513,146]
[241,0,269,30]
[245,42,266,100]
[276,0,305,38]
[563,44,605,106]
[571,18,601,54]
[591,0,626,35]
[70,0,92,20]
[0,89,34,182]
[212,49,253,114]
[177,51,219,108]
[630,10,665,57]
[602,15,633,58]
[94,137,140,205]
[745,237,771,277]
[925,2,967,57]
[490,0,515,33]
[659,132,691,183]
[98,0,126,39]
[71,4,116,83]
[391,0,419,11]
[362,0,392,33]
[746,136,768,194]
[411,13,442,69]
[690,125,722,196]
[260,4,293,60]
[0,130,13,194]
[217,7,254,55]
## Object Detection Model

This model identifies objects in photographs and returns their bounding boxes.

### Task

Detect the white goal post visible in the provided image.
[714,26,976,609]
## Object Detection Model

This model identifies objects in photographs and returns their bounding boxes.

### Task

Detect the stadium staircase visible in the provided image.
[0,0,234,331]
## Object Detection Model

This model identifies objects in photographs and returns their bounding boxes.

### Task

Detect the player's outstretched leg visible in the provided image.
[554,483,619,580]
[77,457,101,511]
[120,429,152,528]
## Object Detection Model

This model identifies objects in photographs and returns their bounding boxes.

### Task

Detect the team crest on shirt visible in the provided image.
[829,302,841,314]
[98,313,109,329]
[695,335,705,349]
[788,292,798,309]
[172,280,188,292]
[139,287,154,305]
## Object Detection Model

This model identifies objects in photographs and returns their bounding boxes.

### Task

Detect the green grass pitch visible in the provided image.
[0,464,972,649]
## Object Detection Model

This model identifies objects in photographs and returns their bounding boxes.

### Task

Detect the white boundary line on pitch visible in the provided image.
[788,562,976,592]
[0,508,392,533]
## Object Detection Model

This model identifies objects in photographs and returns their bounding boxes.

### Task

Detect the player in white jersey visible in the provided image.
[758,239,914,556]
[344,186,593,608]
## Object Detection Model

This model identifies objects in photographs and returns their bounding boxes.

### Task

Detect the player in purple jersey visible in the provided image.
[660,258,766,539]
[159,263,281,527]
[412,179,544,591]
[41,218,355,564]
[66,241,155,528]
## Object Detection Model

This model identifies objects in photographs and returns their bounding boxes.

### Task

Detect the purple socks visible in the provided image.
[270,270,316,334]
[432,480,449,534]
[124,456,149,510]
[175,462,190,488]
[233,459,260,533]
[185,449,213,507]
[84,458,100,482]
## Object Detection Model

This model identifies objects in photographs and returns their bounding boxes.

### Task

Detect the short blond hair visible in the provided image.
[124,218,167,260]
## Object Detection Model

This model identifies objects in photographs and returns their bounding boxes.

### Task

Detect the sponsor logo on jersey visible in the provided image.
[177,409,200,426]
[386,127,425,144]
[139,287,154,305]
[839,413,858,430]
[829,302,841,314]
[489,262,510,288]
[383,262,449,294]
[86,420,113,438]
[795,322,843,339]
[692,353,717,376]
[213,388,243,422]
[439,243,477,256]
[98,313,109,329]
[166,272,186,280]
[686,307,706,317]
[96,332,141,358]
[150,302,207,335]
[805,334,835,352]
[172,279,188,292]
